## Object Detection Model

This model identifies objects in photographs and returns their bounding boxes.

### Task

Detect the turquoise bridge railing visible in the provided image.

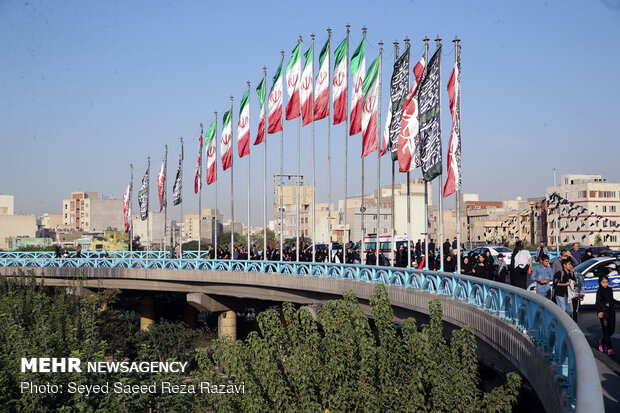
[0,251,603,412]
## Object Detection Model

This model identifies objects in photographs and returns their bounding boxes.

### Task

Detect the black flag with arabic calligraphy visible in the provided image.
[419,46,442,182]
[173,141,183,205]
[388,45,410,158]
[138,163,149,221]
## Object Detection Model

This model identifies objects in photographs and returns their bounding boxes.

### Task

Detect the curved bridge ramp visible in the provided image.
[0,253,605,412]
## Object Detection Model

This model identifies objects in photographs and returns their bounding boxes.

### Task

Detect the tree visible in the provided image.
[197,285,522,412]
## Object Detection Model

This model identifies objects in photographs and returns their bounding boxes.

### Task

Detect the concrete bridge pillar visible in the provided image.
[218,311,237,340]
[301,304,321,323]
[140,295,155,331]
[183,302,198,328]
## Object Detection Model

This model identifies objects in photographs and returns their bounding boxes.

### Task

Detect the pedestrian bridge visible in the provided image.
[0,251,604,412]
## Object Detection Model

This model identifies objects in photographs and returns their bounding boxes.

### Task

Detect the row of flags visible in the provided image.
[122,29,463,238]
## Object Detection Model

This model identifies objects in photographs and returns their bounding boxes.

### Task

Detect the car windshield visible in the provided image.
[575,259,598,273]
[494,247,512,253]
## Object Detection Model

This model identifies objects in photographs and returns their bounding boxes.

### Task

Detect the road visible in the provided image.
[577,307,619,412]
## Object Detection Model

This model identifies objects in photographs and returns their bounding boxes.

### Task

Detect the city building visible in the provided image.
[62,192,123,232]
[273,174,313,240]
[546,174,620,249]
[131,212,171,249]
[0,214,37,250]
[0,195,14,215]
[182,209,223,244]
[281,202,337,243]
[39,213,65,230]
[344,179,431,243]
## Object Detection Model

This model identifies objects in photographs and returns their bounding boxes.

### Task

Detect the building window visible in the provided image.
[610,206,617,213]
[611,235,617,243]
[590,191,596,198]
[603,206,607,213]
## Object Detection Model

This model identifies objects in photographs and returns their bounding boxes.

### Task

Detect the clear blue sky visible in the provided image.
[1,0,619,224]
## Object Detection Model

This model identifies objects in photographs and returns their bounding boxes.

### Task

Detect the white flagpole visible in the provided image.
[392,40,398,267]
[327,28,333,261]
[179,137,183,260]
[423,36,430,270]
[164,144,168,253]
[247,81,251,258]
[147,157,151,252]
[262,68,267,261]
[436,36,445,272]
[280,51,284,261]
[296,34,302,263]
[311,33,316,263]
[377,40,383,265]
[454,36,461,274]
[360,26,367,265]
[230,96,235,257]
[198,123,203,258]
[130,163,133,258]
[344,24,350,247]
[214,113,218,258]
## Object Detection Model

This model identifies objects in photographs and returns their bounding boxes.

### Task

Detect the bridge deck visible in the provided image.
[0,251,606,412]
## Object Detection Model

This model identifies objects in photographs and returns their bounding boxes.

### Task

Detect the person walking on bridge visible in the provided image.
[596,274,620,357]
[532,254,553,299]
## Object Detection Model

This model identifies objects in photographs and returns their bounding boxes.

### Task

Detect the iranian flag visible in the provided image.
[332,37,347,125]
[123,181,131,233]
[238,90,250,157]
[285,40,302,120]
[361,55,380,157]
[397,57,426,172]
[300,44,314,126]
[444,53,461,197]
[349,37,366,135]
[194,132,203,193]
[379,108,391,157]
[314,38,329,121]
[205,120,217,185]
[268,58,284,134]
[254,75,266,144]
[221,110,233,171]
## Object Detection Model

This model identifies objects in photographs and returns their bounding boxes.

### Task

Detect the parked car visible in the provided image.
[578,246,617,258]
[527,256,620,305]
[469,246,513,263]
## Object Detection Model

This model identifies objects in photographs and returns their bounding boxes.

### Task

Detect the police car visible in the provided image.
[528,257,620,305]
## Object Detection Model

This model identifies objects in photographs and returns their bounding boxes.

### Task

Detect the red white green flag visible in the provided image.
[380,106,392,157]
[397,57,426,172]
[314,38,329,121]
[254,75,266,144]
[238,90,250,157]
[268,58,284,134]
[444,53,461,197]
[221,110,233,171]
[205,120,217,185]
[361,55,380,157]
[194,132,203,193]
[123,181,131,233]
[285,40,302,120]
[349,37,366,135]
[300,44,314,126]
[332,37,347,125]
